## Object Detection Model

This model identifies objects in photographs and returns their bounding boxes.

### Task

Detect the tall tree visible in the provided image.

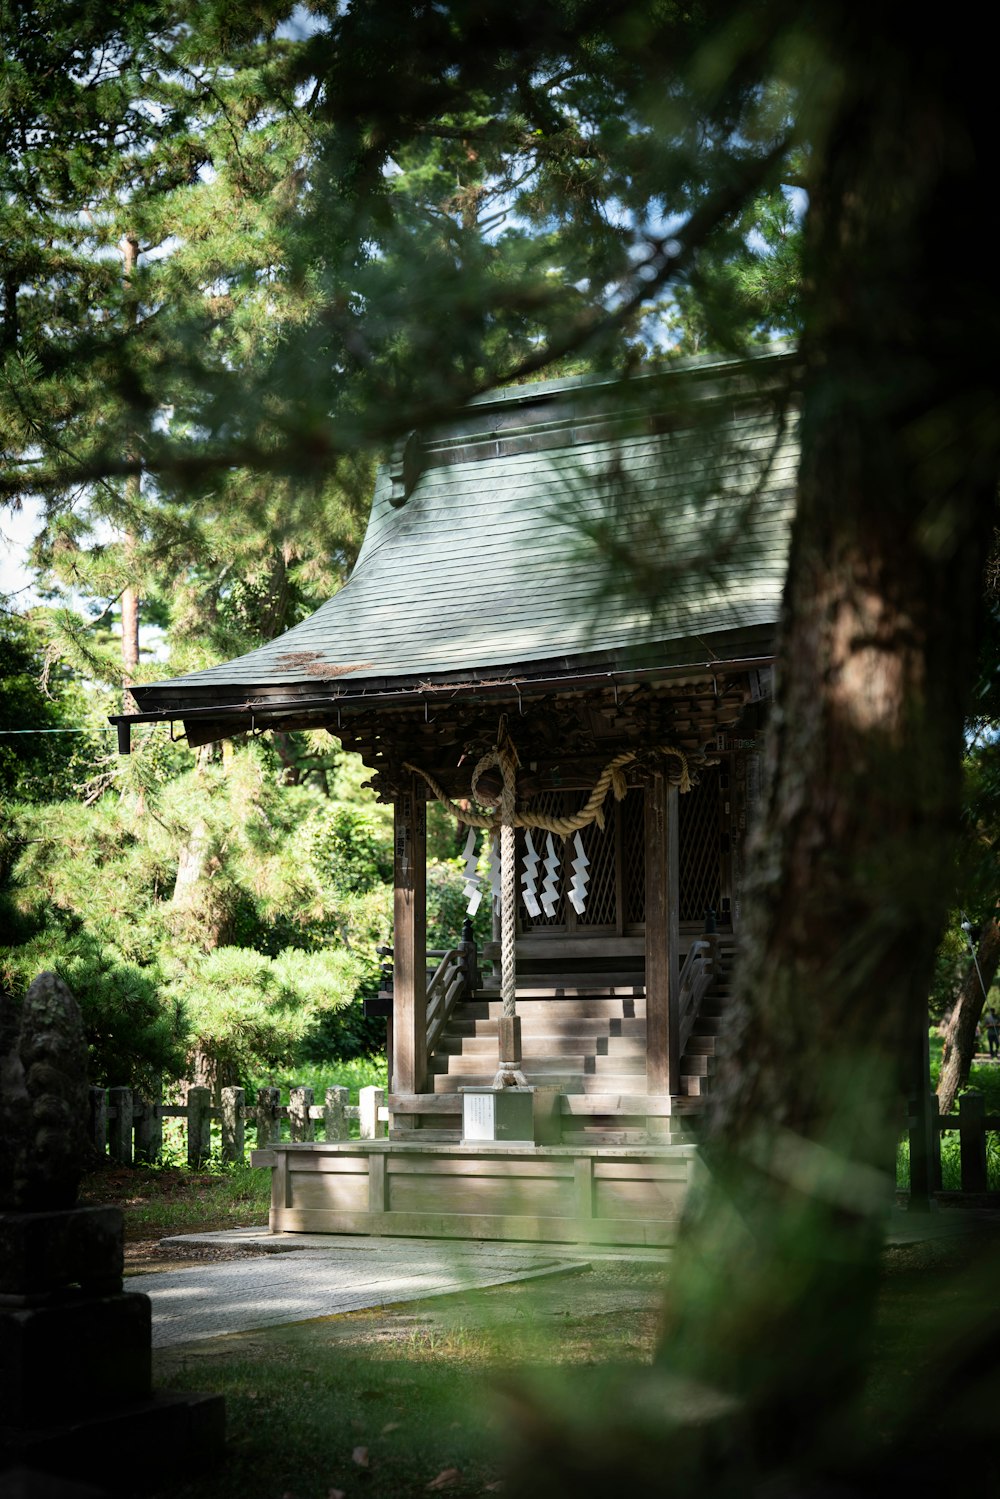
[504,8,1000,1494]
[4,5,997,1487]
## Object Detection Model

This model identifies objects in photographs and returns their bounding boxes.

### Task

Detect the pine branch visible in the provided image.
[0,132,794,499]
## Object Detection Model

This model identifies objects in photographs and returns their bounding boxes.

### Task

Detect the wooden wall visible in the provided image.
[251,1140,698,1247]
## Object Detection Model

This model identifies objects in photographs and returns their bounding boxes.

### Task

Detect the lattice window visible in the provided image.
[621,788,646,926]
[515,781,720,931]
[517,791,618,929]
[576,810,617,928]
[518,792,569,927]
[678,767,721,923]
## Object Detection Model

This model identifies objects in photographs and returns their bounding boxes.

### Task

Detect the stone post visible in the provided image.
[359,1085,386,1139]
[89,1087,108,1159]
[186,1086,212,1168]
[221,1086,245,1164]
[959,1091,987,1193]
[324,1086,349,1141]
[0,973,225,1481]
[134,1080,163,1165]
[288,1086,315,1142]
[108,1087,133,1167]
[256,1086,281,1147]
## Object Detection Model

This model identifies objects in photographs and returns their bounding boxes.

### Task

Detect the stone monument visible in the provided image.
[0,974,225,1492]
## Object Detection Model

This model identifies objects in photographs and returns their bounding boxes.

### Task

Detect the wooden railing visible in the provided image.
[425,947,467,1056]
[906,1089,1000,1197]
[87,1083,389,1170]
[677,935,716,1061]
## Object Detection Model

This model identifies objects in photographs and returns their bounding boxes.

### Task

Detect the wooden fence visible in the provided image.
[907,1089,1000,1199]
[88,1084,389,1170]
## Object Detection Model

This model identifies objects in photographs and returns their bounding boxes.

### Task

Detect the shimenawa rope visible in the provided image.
[402,730,693,1088]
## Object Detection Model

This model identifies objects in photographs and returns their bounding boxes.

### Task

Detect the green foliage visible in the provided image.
[427,856,492,950]
[0,926,187,1090]
[897,1041,1000,1190]
[172,942,369,1083]
[0,0,802,1100]
[308,802,391,897]
[0,740,396,1087]
[3,0,801,510]
[0,612,106,800]
[270,1055,388,1107]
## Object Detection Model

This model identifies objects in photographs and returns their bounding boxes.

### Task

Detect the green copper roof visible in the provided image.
[131,351,797,712]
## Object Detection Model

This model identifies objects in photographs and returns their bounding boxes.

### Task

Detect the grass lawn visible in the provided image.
[79,1161,272,1247]
[75,1158,1000,1499]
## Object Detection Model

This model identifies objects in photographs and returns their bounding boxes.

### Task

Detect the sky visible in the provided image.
[1,497,168,661]
[0,498,42,607]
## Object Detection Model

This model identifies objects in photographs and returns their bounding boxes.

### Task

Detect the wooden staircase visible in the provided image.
[389,939,736,1143]
[673,937,735,1115]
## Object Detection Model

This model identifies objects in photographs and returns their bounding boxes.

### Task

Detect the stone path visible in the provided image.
[136,1208,991,1349]
[137,1232,595,1348]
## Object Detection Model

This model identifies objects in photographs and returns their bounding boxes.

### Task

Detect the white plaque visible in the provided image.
[462,1091,496,1141]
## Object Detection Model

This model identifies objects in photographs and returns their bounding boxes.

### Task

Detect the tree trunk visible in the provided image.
[937,914,1000,1115]
[121,232,141,716]
[173,817,210,904]
[273,731,302,784]
[650,5,998,1478]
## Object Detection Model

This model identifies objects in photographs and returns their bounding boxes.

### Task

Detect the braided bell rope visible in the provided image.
[401,743,692,837]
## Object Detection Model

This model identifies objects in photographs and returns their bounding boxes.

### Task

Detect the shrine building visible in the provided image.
[112,347,797,1245]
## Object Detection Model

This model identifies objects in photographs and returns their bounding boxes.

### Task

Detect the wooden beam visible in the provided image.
[392,777,427,1095]
[645,773,680,1094]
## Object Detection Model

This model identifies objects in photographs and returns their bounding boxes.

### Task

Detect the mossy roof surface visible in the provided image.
[133,352,797,706]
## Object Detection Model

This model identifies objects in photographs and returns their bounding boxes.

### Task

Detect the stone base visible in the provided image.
[0,1291,151,1427]
[0,1390,226,1492]
[0,1462,110,1497]
[0,1209,123,1298]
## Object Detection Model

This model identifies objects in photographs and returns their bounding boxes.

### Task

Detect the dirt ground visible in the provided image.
[150,1255,671,1388]
[83,1159,1000,1368]
[140,1219,1000,1386]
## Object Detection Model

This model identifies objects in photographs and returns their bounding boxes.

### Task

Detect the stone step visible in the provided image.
[431,1073,649,1095]
[670,1095,705,1115]
[697,1002,726,1020]
[393,1125,682,1147]
[450,1015,648,1039]
[430,1053,590,1076]
[438,1034,647,1058]
[588,1053,647,1074]
[431,1049,648,1076]
[478,976,645,994]
[466,997,647,1019]
[683,1036,718,1056]
[391,1127,462,1143]
[558,1128,660,1146]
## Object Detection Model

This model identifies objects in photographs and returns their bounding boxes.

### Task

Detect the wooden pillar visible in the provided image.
[392,777,427,1096]
[907,1002,937,1211]
[959,1092,987,1193]
[645,773,680,1096]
